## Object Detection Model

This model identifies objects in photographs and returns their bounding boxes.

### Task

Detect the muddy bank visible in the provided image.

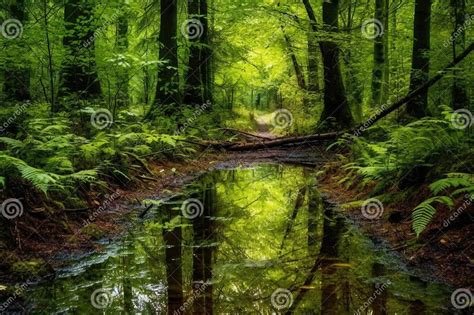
[318,160,473,288]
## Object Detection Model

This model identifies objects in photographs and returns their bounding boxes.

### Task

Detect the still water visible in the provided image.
[22,164,459,314]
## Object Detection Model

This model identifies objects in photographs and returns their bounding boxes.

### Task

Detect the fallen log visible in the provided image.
[204,43,473,151]
[219,128,273,140]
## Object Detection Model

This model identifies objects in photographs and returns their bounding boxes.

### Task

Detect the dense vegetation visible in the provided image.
[0,0,473,309]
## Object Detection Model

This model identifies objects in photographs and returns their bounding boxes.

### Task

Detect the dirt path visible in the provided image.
[254,116,277,139]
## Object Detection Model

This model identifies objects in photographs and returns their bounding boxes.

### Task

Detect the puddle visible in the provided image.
[16,164,460,314]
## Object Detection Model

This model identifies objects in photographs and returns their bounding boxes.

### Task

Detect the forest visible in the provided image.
[0,0,473,313]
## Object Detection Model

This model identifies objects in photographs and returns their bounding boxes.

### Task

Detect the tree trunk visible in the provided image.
[153,0,180,115]
[283,32,306,91]
[307,29,320,95]
[115,9,129,108]
[58,0,101,103]
[200,0,212,104]
[3,0,31,101]
[183,0,204,106]
[450,0,469,110]
[406,0,432,118]
[343,0,363,122]
[319,0,354,127]
[372,0,388,106]
[382,0,390,101]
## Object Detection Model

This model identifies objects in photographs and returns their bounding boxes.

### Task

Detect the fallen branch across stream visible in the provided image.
[202,43,473,151]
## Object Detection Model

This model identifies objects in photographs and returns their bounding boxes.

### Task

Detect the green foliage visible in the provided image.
[429,173,474,196]
[412,196,454,237]
[412,173,474,236]
[340,116,471,187]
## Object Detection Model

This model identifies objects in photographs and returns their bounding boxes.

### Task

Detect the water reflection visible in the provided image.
[19,164,458,314]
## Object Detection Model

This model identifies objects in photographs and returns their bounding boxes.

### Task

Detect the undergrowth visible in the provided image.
[329,108,474,236]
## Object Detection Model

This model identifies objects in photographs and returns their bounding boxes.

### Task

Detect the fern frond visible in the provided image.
[412,196,453,236]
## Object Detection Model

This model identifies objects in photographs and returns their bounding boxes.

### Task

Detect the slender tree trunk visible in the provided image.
[115,10,129,108]
[283,32,306,91]
[183,0,204,106]
[382,0,390,100]
[406,0,432,118]
[58,0,101,103]
[450,0,468,109]
[3,0,31,101]
[372,0,388,106]
[163,204,184,315]
[343,0,363,122]
[319,0,354,127]
[43,0,55,110]
[307,29,320,95]
[200,0,212,104]
[153,0,180,116]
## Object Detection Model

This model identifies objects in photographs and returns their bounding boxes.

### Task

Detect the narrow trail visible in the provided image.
[254,116,277,140]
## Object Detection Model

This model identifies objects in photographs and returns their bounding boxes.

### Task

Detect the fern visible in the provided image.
[429,173,474,195]
[0,153,97,194]
[412,196,454,236]
[412,173,474,236]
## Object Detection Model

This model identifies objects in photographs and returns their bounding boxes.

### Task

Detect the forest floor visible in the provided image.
[319,161,473,288]
[0,147,471,289]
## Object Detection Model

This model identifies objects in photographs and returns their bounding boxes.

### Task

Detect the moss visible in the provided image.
[10,259,46,278]
[80,223,105,240]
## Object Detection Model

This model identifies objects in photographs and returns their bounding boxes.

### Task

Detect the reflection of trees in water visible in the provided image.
[162,203,184,314]
[192,178,216,315]
[320,205,345,315]
[121,235,134,313]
